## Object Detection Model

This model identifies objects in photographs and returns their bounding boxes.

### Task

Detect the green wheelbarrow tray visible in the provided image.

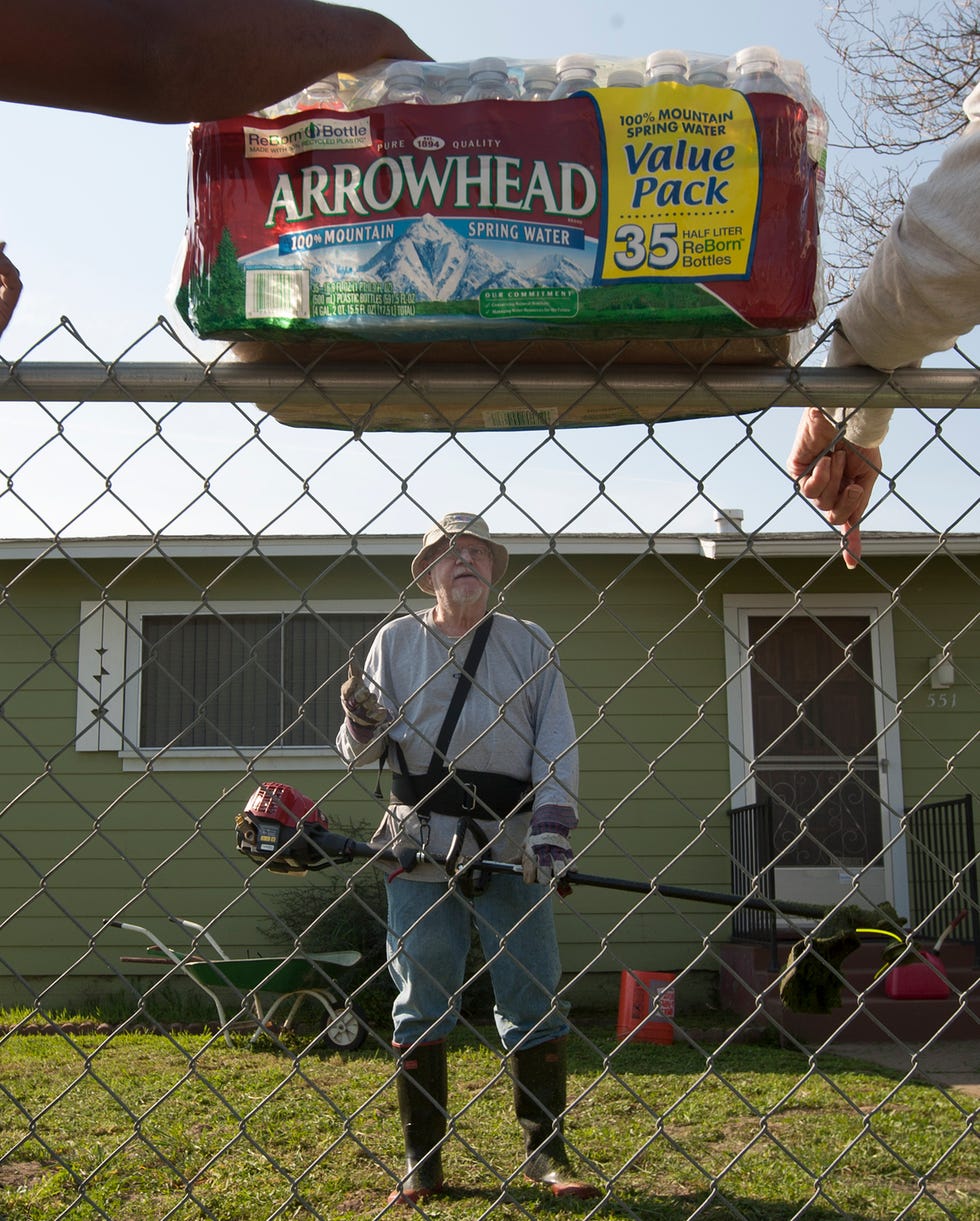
[178,951,362,993]
[112,918,367,1050]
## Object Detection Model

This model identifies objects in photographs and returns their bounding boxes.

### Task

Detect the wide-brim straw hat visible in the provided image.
[411,512,509,594]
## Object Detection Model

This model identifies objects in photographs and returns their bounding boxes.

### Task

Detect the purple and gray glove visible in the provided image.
[522,804,577,886]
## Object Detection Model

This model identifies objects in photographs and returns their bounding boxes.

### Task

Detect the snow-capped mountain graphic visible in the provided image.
[362,213,511,299]
[528,252,592,290]
[360,214,590,300]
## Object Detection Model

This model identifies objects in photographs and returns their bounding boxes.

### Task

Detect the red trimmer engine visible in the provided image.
[235,782,334,874]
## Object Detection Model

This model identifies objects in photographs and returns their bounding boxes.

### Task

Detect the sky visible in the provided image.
[1,0,976,543]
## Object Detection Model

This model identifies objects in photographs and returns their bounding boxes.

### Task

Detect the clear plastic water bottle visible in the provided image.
[688,57,730,89]
[294,77,348,112]
[430,64,470,105]
[344,68,388,112]
[607,67,645,89]
[463,57,519,101]
[645,50,690,85]
[380,61,431,105]
[783,60,829,153]
[549,53,599,99]
[521,64,558,101]
[731,45,790,95]
[782,59,829,210]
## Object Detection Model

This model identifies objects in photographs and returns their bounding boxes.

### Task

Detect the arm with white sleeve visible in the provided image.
[786,81,980,568]
[828,80,980,447]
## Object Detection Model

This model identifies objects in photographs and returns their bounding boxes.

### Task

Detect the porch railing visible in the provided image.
[906,794,980,965]
[728,801,778,971]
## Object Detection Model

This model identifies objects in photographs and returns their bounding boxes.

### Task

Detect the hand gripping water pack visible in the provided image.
[177,49,826,430]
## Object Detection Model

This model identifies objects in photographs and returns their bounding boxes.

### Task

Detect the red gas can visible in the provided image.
[882,950,950,1000]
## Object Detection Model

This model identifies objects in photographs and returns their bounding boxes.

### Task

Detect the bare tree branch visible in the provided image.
[818,0,978,308]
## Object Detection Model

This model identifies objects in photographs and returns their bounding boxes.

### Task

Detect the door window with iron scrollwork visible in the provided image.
[749,614,882,871]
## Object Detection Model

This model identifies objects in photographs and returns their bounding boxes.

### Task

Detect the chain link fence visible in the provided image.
[1,319,979,1219]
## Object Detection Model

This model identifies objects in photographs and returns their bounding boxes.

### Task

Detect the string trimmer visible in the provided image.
[235,781,833,917]
[235,782,907,1014]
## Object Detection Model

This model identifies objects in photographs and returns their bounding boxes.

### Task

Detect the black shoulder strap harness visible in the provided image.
[389,613,494,802]
[429,614,495,769]
[384,613,530,815]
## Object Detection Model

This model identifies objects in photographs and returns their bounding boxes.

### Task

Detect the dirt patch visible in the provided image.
[0,1160,50,1188]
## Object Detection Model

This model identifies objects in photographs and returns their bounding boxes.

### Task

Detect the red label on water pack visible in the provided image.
[179,89,818,342]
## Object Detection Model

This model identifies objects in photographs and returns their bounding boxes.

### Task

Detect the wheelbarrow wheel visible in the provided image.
[321,1002,368,1050]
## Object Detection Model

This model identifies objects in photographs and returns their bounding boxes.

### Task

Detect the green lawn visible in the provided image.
[1,1026,978,1221]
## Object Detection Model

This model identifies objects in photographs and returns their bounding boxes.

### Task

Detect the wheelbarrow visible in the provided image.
[112,917,367,1050]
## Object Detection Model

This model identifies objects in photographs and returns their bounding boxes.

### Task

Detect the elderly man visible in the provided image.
[335,512,597,1206]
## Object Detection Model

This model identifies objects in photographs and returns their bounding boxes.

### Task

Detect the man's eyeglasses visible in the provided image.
[439,543,491,563]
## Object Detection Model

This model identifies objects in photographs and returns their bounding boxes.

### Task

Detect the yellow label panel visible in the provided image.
[587,84,761,282]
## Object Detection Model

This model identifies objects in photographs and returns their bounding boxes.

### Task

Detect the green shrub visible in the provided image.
[259,867,394,1029]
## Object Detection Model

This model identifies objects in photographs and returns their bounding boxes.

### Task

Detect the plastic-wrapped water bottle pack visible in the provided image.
[178,46,826,360]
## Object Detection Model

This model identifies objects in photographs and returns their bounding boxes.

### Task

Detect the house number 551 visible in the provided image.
[927,692,957,708]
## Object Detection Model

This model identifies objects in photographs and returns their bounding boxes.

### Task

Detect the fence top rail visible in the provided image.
[1,362,979,418]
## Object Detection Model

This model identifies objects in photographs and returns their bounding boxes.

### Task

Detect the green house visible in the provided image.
[2,526,978,1023]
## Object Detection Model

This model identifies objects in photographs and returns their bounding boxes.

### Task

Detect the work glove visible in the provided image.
[522,804,576,886]
[341,661,388,739]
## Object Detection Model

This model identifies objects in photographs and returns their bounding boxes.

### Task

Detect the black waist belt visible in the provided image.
[390,770,533,820]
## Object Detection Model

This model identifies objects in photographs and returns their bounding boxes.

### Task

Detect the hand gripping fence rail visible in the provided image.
[0,320,979,1220]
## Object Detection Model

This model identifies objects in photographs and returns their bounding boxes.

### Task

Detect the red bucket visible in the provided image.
[617,970,676,1044]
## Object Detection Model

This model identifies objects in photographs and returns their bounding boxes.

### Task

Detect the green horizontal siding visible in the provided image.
[2,548,979,1008]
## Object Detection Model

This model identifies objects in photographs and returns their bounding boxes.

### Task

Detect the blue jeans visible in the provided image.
[385,872,570,1051]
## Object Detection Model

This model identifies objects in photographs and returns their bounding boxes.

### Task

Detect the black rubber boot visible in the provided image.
[388,1040,448,1206]
[510,1036,599,1199]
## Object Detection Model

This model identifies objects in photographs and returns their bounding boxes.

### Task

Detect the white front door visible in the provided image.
[725,596,907,917]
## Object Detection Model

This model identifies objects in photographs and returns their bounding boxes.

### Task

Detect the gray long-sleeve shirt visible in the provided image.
[335,608,578,880]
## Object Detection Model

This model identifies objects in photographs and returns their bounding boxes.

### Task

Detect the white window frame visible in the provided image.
[722,592,909,914]
[75,599,420,772]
